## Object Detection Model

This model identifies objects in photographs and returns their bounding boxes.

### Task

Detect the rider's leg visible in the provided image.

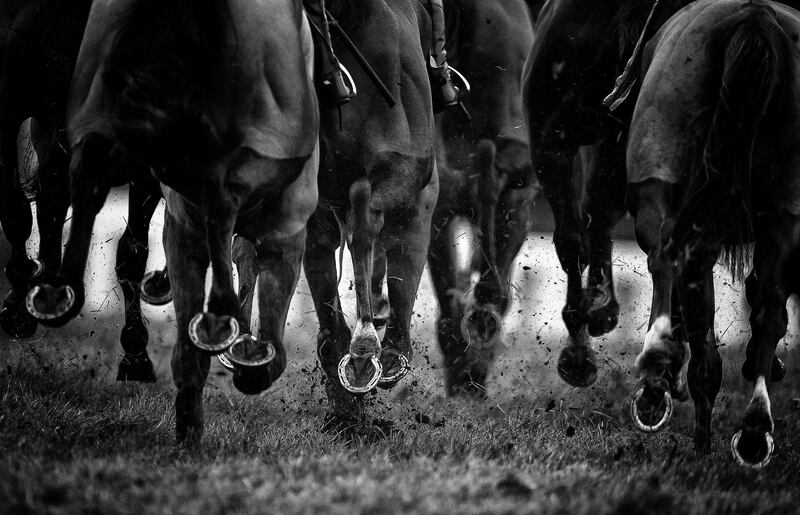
[303,0,355,107]
[425,0,467,112]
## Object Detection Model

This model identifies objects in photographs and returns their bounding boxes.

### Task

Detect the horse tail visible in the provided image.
[673,2,791,279]
[104,0,233,164]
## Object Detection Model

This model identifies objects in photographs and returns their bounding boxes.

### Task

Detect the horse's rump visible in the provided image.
[629,0,800,271]
[68,0,317,169]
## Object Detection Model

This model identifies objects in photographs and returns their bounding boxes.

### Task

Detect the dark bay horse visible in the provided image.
[26,0,319,445]
[304,0,437,421]
[428,0,536,397]
[628,0,800,464]
[522,0,691,388]
[0,0,170,382]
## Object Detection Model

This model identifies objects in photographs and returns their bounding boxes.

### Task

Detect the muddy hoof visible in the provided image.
[25,283,80,327]
[117,352,156,383]
[140,269,172,305]
[557,344,598,387]
[587,294,619,337]
[187,312,239,354]
[378,353,410,389]
[460,304,503,347]
[0,300,38,339]
[731,430,773,468]
[630,381,673,432]
[742,355,786,383]
[338,354,382,394]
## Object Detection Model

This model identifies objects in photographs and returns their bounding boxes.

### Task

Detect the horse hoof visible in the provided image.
[731,430,774,468]
[378,354,410,389]
[217,352,235,372]
[0,303,38,339]
[116,353,156,383]
[587,297,619,337]
[742,355,786,383]
[140,269,172,305]
[557,344,598,387]
[460,304,503,348]
[25,284,76,325]
[187,312,239,354]
[227,334,276,367]
[338,354,382,394]
[630,385,673,432]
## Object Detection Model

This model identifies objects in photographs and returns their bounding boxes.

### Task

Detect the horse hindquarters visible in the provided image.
[26,133,117,326]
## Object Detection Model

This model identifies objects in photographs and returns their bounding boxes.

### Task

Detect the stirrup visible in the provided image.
[319,62,357,108]
[430,62,470,114]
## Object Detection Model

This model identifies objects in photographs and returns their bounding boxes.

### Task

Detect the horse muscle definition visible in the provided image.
[25,0,319,445]
[0,0,170,382]
[628,0,800,464]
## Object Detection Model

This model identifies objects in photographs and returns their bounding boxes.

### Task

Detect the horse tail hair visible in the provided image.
[105,0,233,165]
[672,2,791,279]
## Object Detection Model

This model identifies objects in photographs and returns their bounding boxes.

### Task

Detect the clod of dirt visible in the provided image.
[496,472,533,497]
[565,425,576,437]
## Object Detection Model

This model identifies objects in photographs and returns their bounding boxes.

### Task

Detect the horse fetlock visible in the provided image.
[117,352,156,383]
[0,293,38,339]
[175,388,204,446]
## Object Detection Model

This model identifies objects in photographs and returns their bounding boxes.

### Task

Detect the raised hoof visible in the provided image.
[377,353,410,390]
[0,300,38,339]
[587,295,619,338]
[731,430,774,468]
[630,381,673,432]
[557,344,598,387]
[140,269,173,305]
[25,283,78,327]
[338,354,382,394]
[742,355,786,383]
[227,334,276,367]
[117,352,156,383]
[187,312,239,354]
[460,304,503,348]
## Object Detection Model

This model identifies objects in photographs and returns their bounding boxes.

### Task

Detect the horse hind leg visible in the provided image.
[115,182,161,383]
[164,206,210,446]
[304,206,361,422]
[336,178,384,394]
[732,215,799,467]
[371,242,390,329]
[0,119,38,339]
[585,143,625,337]
[741,269,786,383]
[228,231,303,394]
[629,179,688,433]
[538,145,594,387]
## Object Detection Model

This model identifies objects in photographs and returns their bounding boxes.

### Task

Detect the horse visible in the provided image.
[427,0,536,397]
[25,0,319,445]
[522,0,692,389]
[0,0,171,382]
[303,0,437,423]
[627,0,800,465]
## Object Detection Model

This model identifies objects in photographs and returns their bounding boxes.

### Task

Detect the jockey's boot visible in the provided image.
[304,0,355,108]
[425,0,468,113]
